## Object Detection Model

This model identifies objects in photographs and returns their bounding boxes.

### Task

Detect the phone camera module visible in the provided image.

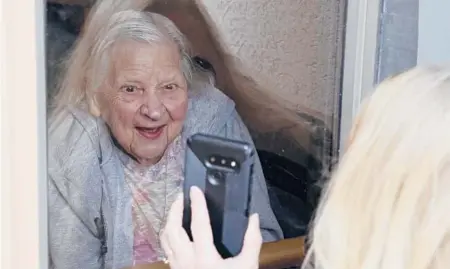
[207,155,239,171]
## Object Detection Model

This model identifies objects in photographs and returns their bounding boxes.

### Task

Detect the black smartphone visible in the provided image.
[182,133,255,258]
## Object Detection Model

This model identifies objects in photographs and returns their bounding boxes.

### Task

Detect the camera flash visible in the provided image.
[231,161,236,167]
[210,157,216,162]
[221,159,226,165]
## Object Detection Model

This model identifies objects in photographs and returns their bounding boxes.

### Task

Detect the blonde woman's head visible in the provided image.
[304,66,450,269]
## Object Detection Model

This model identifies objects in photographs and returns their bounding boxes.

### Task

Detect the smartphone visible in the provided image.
[182,133,255,258]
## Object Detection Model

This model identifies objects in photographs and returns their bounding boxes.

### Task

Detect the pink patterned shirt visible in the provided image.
[122,136,184,266]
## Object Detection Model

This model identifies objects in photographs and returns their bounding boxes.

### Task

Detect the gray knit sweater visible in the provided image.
[47,77,283,269]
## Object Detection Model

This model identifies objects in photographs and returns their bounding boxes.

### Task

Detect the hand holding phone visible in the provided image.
[160,186,262,269]
[182,133,255,258]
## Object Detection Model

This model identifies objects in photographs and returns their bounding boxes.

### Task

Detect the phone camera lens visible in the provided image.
[207,171,225,186]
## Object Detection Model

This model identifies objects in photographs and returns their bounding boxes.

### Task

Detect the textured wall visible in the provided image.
[376,0,419,83]
[199,0,345,125]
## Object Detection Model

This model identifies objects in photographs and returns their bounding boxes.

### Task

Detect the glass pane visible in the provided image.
[45,0,345,267]
[376,0,418,83]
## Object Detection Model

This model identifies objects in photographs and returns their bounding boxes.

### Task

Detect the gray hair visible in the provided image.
[51,8,193,115]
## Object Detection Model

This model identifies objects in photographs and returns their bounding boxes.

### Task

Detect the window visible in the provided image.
[1,0,383,267]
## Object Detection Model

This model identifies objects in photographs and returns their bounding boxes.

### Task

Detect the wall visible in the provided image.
[417,0,450,65]
[199,0,345,124]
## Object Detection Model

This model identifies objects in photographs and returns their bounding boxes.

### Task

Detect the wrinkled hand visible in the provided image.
[160,186,262,269]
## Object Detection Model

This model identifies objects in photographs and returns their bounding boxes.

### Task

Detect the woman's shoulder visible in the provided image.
[47,106,114,172]
[184,73,236,135]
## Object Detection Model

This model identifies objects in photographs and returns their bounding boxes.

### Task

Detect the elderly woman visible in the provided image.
[47,1,282,269]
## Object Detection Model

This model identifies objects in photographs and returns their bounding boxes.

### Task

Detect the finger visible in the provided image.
[161,230,194,269]
[161,237,194,269]
[160,233,176,265]
[243,214,263,255]
[189,186,218,257]
[161,226,194,269]
[161,193,193,266]
[165,193,184,229]
[232,214,262,268]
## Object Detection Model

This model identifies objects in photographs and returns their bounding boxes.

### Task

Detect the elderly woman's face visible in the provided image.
[97,40,188,165]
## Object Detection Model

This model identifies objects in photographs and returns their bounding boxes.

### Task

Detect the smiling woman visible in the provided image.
[46,1,282,268]
[96,40,189,165]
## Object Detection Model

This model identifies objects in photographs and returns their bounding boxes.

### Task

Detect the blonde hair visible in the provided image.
[50,0,192,117]
[304,66,450,269]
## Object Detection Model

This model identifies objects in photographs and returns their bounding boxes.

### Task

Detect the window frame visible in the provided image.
[339,0,381,152]
[0,0,48,268]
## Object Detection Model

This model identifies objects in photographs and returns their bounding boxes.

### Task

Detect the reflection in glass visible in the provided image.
[45,0,344,264]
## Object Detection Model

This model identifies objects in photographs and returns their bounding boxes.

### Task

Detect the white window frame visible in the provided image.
[417,0,450,65]
[339,0,381,152]
[0,0,382,266]
[0,0,48,268]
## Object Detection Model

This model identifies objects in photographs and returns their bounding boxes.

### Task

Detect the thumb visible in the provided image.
[231,214,262,268]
